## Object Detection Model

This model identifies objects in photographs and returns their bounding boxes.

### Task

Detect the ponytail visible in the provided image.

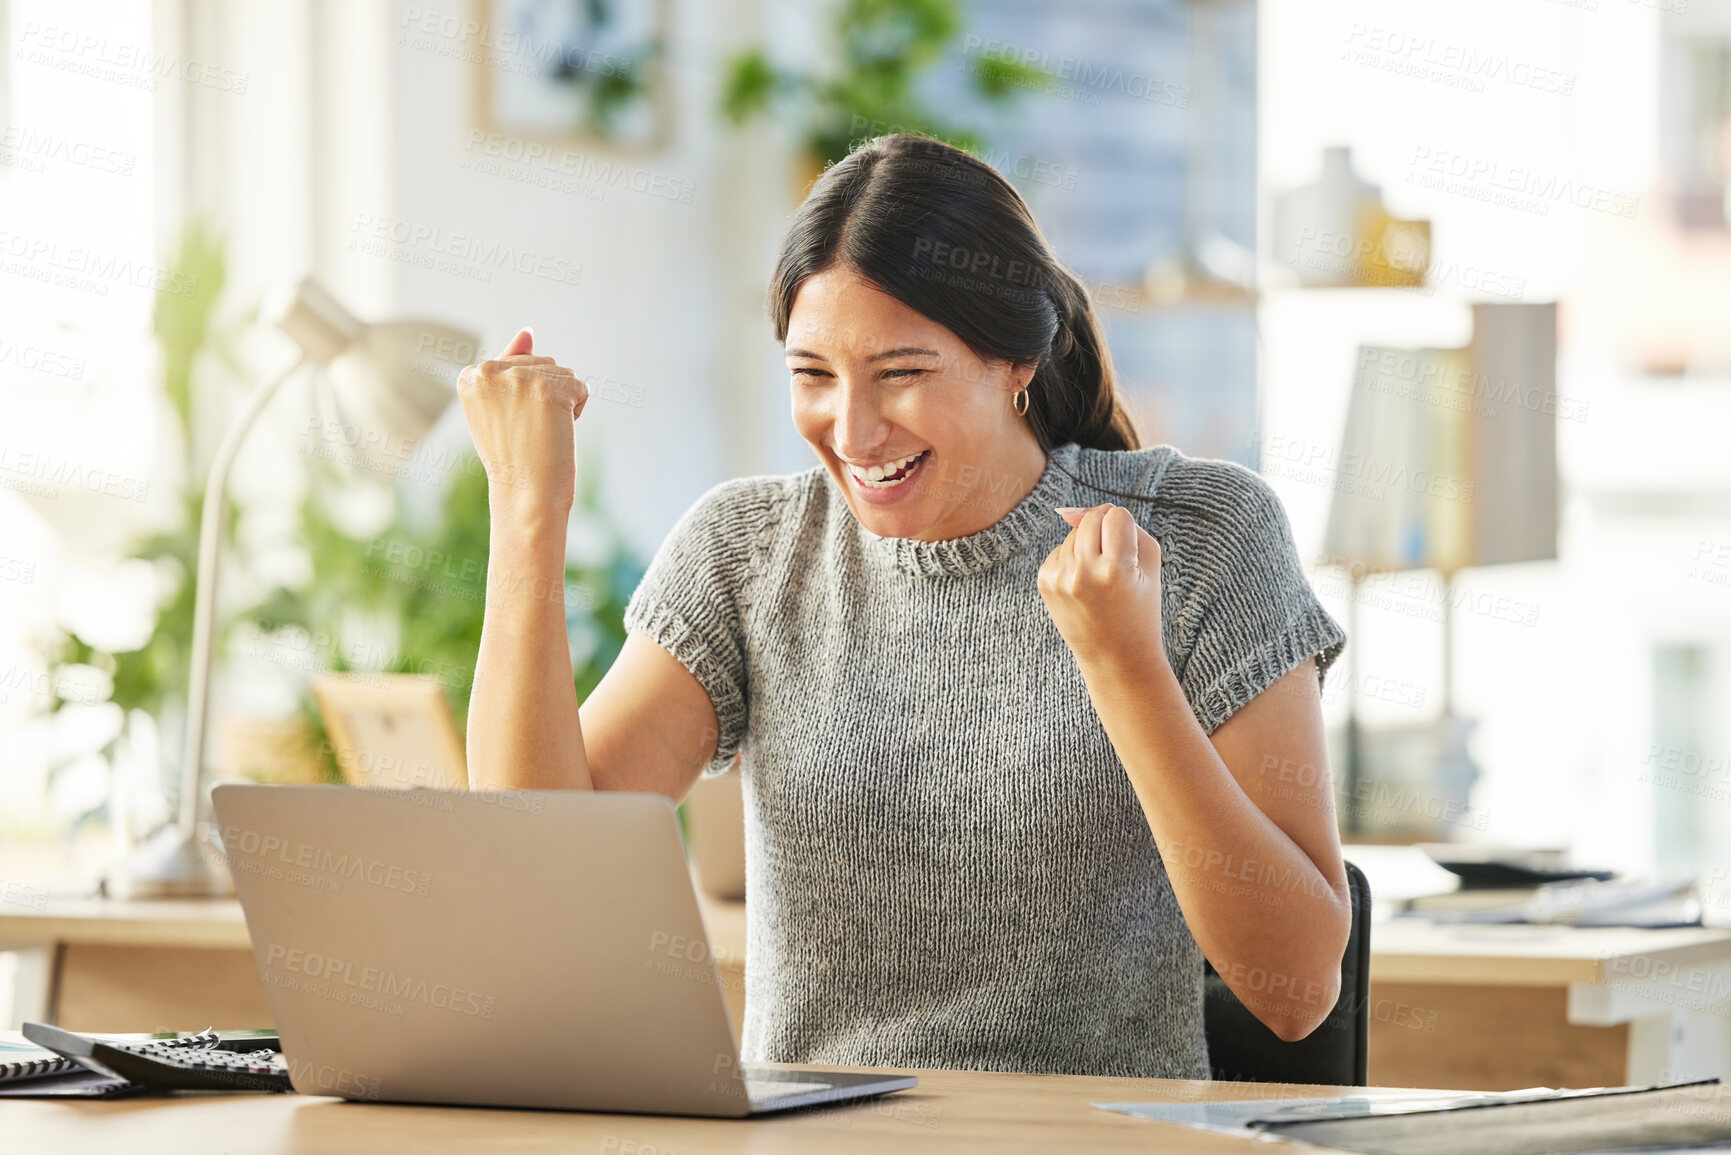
[1027,268,1140,454]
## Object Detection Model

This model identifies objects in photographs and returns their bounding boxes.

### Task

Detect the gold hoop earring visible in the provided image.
[1012,388,1030,416]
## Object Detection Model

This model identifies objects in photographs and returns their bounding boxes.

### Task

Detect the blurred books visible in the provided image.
[1400,846,1700,927]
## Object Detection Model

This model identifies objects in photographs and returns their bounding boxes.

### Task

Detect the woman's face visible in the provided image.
[787,266,1045,542]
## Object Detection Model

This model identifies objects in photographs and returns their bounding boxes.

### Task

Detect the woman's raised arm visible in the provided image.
[458,329,719,800]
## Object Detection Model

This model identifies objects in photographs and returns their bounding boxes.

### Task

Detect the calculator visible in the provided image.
[22,1023,293,1093]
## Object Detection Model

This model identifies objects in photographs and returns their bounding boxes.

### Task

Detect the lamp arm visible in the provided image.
[176,353,310,838]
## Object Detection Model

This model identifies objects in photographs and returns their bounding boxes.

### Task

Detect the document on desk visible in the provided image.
[1096,1079,1731,1154]
[1095,1087,1555,1134]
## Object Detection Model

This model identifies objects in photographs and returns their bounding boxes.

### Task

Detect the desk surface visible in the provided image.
[0,1063,1389,1153]
[8,896,1731,990]
[0,898,254,950]
[1369,918,1731,986]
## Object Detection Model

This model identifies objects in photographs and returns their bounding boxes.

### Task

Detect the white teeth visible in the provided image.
[848,450,926,489]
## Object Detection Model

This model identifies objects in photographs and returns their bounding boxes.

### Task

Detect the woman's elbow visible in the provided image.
[1264,966,1343,1042]
[1254,899,1354,1042]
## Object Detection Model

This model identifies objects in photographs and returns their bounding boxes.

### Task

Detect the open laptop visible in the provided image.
[209,784,916,1116]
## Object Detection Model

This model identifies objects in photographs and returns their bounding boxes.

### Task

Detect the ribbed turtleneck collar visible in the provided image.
[845,443,1081,579]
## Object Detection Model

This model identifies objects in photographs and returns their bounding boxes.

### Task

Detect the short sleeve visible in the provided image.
[623,478,775,776]
[1165,460,1347,735]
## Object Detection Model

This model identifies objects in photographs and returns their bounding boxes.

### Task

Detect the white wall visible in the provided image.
[374,0,802,560]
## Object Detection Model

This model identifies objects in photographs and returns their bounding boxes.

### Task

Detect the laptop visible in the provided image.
[209,783,916,1116]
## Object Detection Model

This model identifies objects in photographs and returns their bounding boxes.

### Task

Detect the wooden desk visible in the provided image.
[0,899,265,1033]
[1367,919,1731,1090]
[12,894,1731,1094]
[0,1064,1399,1153]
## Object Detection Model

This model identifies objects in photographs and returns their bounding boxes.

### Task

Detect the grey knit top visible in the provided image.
[622,441,1347,1078]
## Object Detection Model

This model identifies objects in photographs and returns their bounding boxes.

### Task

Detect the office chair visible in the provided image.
[1201,859,1371,1086]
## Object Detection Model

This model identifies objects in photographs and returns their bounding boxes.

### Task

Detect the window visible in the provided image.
[1667,37,1731,229]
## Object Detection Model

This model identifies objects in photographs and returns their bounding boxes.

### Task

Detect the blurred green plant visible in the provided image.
[50,225,237,706]
[261,449,640,780]
[45,224,641,808]
[43,223,276,826]
[719,0,1044,167]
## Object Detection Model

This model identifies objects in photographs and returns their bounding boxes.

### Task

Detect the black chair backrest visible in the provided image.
[1201,859,1371,1086]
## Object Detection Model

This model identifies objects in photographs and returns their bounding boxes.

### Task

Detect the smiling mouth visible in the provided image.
[845,449,930,489]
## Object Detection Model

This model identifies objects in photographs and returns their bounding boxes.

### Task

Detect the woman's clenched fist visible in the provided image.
[456,328,589,523]
[1037,503,1167,671]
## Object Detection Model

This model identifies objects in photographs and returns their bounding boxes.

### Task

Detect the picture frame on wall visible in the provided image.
[472,0,671,151]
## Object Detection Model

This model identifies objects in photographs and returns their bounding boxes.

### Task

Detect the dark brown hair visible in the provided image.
[768,133,1139,456]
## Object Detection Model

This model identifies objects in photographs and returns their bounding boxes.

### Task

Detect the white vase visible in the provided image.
[1272,146,1383,287]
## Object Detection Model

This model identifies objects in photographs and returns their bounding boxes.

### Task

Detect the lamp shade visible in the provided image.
[266,278,479,477]
[1322,303,1560,577]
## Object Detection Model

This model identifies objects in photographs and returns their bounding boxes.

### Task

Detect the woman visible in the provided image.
[456,133,1351,1080]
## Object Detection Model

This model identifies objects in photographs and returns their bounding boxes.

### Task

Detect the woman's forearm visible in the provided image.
[1078,650,1351,1037]
[467,511,592,790]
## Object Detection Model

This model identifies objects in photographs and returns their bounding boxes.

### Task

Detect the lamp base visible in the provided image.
[102,822,234,900]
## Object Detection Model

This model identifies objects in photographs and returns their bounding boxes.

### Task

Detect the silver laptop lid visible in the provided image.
[210,784,753,1116]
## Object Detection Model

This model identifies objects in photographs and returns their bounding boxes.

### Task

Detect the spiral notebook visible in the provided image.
[0,1037,80,1083]
[0,1033,136,1098]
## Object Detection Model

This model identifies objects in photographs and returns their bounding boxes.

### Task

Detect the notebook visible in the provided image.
[0,1036,80,1083]
[1256,1081,1731,1154]
[1099,1080,1731,1155]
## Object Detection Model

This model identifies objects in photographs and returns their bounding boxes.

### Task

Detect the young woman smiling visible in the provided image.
[457,134,1351,1079]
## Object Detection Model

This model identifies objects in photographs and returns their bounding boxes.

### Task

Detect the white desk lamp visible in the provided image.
[1320,302,1558,837]
[104,278,479,898]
